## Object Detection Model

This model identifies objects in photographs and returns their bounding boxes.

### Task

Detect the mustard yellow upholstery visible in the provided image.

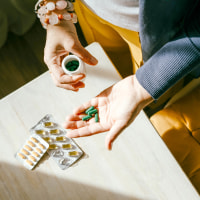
[74,1,143,77]
[150,85,200,194]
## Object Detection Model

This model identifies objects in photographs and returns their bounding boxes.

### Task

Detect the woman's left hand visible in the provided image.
[63,75,153,150]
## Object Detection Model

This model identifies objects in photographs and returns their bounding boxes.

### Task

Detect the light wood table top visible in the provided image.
[0,42,199,200]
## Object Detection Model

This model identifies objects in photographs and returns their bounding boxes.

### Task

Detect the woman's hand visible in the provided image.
[63,75,153,149]
[44,21,98,91]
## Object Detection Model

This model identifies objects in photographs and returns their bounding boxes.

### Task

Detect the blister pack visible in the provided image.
[15,134,49,170]
[30,114,84,170]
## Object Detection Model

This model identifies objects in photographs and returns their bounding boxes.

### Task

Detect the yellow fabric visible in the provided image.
[74,1,143,76]
[150,85,200,194]
[74,1,184,110]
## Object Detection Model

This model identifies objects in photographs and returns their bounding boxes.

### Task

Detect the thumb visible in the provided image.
[66,42,98,65]
[105,120,127,150]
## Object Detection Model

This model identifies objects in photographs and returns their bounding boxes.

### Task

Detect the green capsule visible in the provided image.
[95,113,99,122]
[68,66,73,71]
[66,62,79,71]
[65,61,73,69]
[71,60,79,66]
[85,106,95,114]
[88,109,98,116]
[71,65,79,71]
[82,115,92,121]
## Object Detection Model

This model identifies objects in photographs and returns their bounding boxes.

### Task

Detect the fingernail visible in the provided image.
[75,73,85,79]
[90,57,98,65]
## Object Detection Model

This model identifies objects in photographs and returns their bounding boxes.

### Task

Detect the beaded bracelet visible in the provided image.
[35,0,77,29]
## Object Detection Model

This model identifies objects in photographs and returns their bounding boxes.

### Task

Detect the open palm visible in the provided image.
[63,75,153,150]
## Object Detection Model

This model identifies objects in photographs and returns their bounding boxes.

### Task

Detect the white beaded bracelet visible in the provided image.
[35,0,77,29]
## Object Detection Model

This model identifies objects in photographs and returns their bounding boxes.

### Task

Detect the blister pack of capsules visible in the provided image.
[30,114,84,170]
[15,134,49,170]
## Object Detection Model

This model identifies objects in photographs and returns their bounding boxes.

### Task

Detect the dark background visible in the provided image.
[0,20,87,99]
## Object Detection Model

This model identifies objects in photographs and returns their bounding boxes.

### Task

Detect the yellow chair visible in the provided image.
[150,78,200,194]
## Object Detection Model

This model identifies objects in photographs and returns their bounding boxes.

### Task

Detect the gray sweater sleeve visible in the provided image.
[136,1,200,100]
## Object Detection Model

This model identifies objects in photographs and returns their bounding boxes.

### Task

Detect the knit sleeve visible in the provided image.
[136,11,200,100]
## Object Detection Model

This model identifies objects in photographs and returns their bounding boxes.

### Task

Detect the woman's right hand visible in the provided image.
[44,20,98,92]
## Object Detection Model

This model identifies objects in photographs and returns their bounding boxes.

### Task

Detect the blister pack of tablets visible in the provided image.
[30,114,84,170]
[15,134,49,170]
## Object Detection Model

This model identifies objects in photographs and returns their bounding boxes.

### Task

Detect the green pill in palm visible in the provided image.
[82,106,99,122]
[85,106,95,114]
[82,115,92,121]
[88,109,98,115]
[95,113,99,122]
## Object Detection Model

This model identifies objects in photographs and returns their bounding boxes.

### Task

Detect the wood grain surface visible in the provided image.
[0,42,199,200]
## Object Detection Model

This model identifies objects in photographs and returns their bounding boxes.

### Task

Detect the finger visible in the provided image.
[54,50,69,65]
[63,114,95,129]
[65,114,83,121]
[46,54,85,84]
[66,42,98,66]
[66,123,108,138]
[50,73,80,91]
[44,44,68,67]
[60,74,85,85]
[63,120,89,129]
[63,114,85,129]
[50,64,85,84]
[105,120,127,150]
[73,98,99,114]
[50,70,85,91]
[72,81,85,89]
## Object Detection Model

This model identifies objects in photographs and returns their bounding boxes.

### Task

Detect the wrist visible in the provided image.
[35,0,77,29]
[131,75,153,108]
[46,18,75,31]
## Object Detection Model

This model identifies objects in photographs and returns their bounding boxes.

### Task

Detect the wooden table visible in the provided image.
[0,42,199,200]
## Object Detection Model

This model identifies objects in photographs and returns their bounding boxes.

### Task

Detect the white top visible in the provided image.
[81,0,139,31]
